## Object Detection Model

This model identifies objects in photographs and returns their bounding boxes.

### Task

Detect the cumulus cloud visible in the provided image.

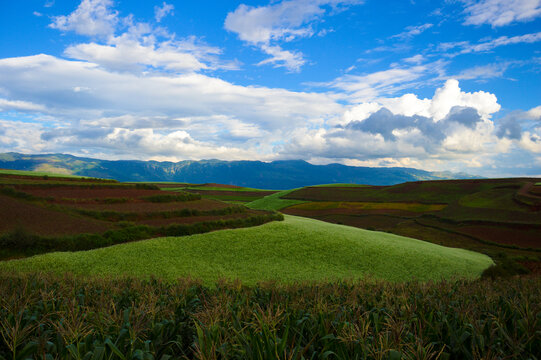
[48,1,236,74]
[496,116,523,140]
[526,105,541,119]
[462,0,541,27]
[0,53,343,160]
[49,0,119,37]
[224,0,363,71]
[280,79,503,165]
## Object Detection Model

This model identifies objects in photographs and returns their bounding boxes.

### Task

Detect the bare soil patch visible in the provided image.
[21,187,179,199]
[0,195,112,236]
[137,211,258,227]
[456,225,541,249]
[61,199,230,212]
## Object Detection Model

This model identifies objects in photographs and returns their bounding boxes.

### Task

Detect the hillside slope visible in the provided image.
[0,152,478,189]
[0,215,493,284]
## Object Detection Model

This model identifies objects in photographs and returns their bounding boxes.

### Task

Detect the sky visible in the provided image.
[0,0,540,177]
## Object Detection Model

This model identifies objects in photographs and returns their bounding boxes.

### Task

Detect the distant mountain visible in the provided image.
[0,152,480,189]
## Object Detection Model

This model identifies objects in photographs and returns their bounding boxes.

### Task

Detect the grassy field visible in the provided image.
[0,168,88,179]
[311,183,370,187]
[246,189,307,210]
[0,215,493,284]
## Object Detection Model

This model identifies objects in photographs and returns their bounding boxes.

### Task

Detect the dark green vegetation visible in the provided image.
[276,178,541,275]
[0,274,539,359]
[0,172,280,260]
[0,215,492,284]
[0,152,478,188]
[159,183,277,204]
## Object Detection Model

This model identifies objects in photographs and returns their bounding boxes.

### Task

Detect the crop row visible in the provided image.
[0,274,538,359]
[68,204,246,222]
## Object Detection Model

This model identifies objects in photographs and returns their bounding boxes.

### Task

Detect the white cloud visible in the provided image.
[525,105,541,119]
[403,54,425,64]
[0,98,46,112]
[453,63,510,80]
[0,54,342,160]
[390,23,433,40]
[50,1,236,74]
[462,0,541,27]
[519,129,541,152]
[154,2,174,23]
[439,32,541,56]
[49,0,118,37]
[0,120,49,154]
[65,36,212,73]
[280,80,504,166]
[429,79,500,121]
[224,0,363,71]
[256,44,305,71]
[323,61,447,102]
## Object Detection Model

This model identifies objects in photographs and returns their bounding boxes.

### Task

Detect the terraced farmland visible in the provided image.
[0,172,281,260]
[241,178,541,273]
[158,182,277,204]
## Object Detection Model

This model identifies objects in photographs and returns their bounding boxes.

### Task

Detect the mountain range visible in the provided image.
[0,152,478,189]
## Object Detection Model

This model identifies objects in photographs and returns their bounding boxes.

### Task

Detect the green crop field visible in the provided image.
[310,183,370,187]
[0,169,86,179]
[246,189,307,210]
[0,215,493,284]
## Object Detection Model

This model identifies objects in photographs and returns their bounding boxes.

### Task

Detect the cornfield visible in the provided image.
[0,273,539,359]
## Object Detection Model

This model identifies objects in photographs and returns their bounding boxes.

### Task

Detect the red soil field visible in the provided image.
[137,211,258,227]
[187,189,276,197]
[283,207,421,218]
[456,225,541,249]
[0,195,112,236]
[60,199,231,212]
[20,187,180,199]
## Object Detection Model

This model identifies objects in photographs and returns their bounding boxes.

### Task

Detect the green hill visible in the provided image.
[0,215,492,284]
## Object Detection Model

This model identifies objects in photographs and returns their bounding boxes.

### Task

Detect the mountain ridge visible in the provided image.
[0,152,480,189]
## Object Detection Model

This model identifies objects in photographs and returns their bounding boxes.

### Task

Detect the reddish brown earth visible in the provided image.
[0,194,112,236]
[138,211,257,227]
[20,187,180,199]
[187,189,276,197]
[284,207,420,218]
[455,225,541,249]
[303,213,408,230]
[519,261,541,275]
[60,199,231,212]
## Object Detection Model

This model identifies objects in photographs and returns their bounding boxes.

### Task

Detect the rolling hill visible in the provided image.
[0,215,492,284]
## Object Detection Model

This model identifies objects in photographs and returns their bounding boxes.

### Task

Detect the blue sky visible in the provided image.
[0,0,540,177]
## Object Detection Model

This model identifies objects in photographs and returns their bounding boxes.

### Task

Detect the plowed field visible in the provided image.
[0,194,112,236]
